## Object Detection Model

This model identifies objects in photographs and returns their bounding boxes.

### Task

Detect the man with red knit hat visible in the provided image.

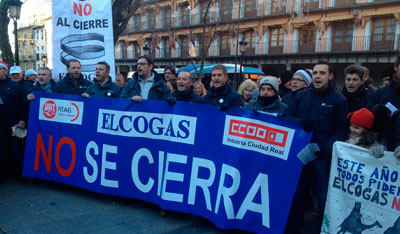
[0,61,27,182]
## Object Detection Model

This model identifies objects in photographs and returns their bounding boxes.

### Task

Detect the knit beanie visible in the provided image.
[294,69,312,86]
[259,76,279,93]
[0,60,8,70]
[348,108,374,129]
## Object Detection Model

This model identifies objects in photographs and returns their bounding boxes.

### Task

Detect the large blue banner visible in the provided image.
[23,92,311,234]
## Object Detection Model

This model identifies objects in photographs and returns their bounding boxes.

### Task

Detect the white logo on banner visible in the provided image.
[222,115,294,160]
[97,109,197,145]
[39,98,84,125]
[52,0,115,81]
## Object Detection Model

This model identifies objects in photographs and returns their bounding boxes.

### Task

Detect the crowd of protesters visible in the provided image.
[1,54,400,233]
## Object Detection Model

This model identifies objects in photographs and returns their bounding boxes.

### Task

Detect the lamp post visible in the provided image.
[41,55,47,67]
[143,44,149,56]
[238,39,248,86]
[9,0,22,66]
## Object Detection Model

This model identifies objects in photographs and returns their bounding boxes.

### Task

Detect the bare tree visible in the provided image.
[0,0,15,65]
[112,0,142,46]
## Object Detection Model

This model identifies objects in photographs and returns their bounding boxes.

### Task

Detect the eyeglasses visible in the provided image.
[164,72,173,75]
[291,78,305,83]
[136,62,148,66]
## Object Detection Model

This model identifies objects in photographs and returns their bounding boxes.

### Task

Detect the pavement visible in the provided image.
[0,178,320,234]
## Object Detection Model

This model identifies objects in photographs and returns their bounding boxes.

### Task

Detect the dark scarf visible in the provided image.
[258,94,278,106]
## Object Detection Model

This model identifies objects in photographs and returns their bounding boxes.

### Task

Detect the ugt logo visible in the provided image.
[43,100,57,119]
[73,0,92,16]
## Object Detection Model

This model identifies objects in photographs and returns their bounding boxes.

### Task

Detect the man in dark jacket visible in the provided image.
[0,61,26,181]
[82,61,121,98]
[27,67,56,101]
[10,66,33,95]
[201,64,243,108]
[120,56,169,101]
[282,69,312,105]
[284,61,348,233]
[54,59,92,95]
[342,64,370,113]
[165,70,202,104]
[245,76,287,115]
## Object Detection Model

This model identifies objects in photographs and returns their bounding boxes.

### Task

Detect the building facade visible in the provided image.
[116,0,400,85]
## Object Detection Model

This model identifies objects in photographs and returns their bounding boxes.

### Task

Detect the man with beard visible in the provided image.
[165,70,202,105]
[54,59,92,94]
[284,61,348,234]
[342,64,370,113]
[201,64,243,108]
[245,76,287,115]
[82,61,121,98]
[120,56,169,101]
[27,67,56,100]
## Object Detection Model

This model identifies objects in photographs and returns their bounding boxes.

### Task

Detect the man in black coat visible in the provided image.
[82,61,121,98]
[201,64,243,108]
[54,59,92,95]
[0,61,26,181]
[120,56,169,101]
[342,64,370,113]
[10,66,33,95]
[165,70,202,104]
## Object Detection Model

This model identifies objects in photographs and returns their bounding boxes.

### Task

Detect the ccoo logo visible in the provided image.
[43,100,57,119]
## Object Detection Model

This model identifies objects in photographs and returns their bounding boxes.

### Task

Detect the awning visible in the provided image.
[322,15,354,22]
[364,8,400,17]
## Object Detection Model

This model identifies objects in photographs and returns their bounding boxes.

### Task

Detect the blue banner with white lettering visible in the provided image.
[23,92,311,234]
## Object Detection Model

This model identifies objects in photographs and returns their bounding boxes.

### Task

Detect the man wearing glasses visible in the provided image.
[282,69,312,105]
[120,56,169,102]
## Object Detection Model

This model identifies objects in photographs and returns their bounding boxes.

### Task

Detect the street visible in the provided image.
[0,178,319,234]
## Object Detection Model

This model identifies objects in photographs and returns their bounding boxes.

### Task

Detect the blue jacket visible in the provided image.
[0,78,26,125]
[201,84,243,108]
[367,78,400,109]
[245,97,287,115]
[166,89,202,103]
[54,74,92,95]
[85,77,121,98]
[284,81,348,159]
[281,87,308,106]
[29,80,56,93]
[119,71,169,100]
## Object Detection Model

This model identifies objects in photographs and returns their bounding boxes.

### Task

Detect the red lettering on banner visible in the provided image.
[392,196,400,210]
[228,120,288,147]
[73,2,92,16]
[34,134,76,176]
[34,133,53,172]
[55,137,76,177]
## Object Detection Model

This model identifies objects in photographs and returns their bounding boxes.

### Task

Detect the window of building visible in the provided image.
[243,29,257,54]
[269,27,284,53]
[199,0,211,24]
[245,0,257,17]
[303,0,319,9]
[163,37,171,57]
[180,3,190,26]
[219,32,231,55]
[332,21,353,51]
[180,36,189,57]
[163,7,172,28]
[219,0,232,20]
[271,0,285,14]
[335,0,355,7]
[299,25,316,52]
[371,17,396,50]
[147,9,155,29]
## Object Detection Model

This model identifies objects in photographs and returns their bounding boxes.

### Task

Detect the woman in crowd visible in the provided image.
[238,79,257,105]
[193,81,207,97]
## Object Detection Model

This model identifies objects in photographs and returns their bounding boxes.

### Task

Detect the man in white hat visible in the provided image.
[0,61,27,182]
[282,69,312,105]
[10,65,32,94]
[25,69,38,84]
[245,76,287,115]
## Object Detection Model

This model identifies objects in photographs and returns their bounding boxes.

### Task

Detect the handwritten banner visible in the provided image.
[322,142,400,233]
[24,92,311,233]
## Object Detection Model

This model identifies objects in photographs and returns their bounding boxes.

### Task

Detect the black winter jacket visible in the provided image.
[342,86,371,113]
[28,79,56,93]
[0,78,26,125]
[85,78,121,98]
[119,71,169,100]
[284,81,349,159]
[166,89,202,103]
[245,97,287,115]
[54,74,92,95]
[367,78,400,110]
[201,84,243,108]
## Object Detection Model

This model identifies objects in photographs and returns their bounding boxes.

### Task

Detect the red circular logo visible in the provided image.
[43,100,57,119]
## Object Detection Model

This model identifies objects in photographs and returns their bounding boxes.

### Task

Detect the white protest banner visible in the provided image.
[322,141,400,234]
[52,0,115,81]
